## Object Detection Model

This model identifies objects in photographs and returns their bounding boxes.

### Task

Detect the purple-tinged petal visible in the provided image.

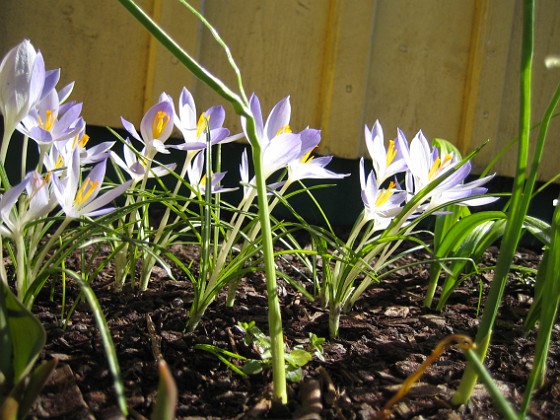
[57,81,74,103]
[121,117,142,142]
[206,105,225,130]
[209,128,231,145]
[264,96,291,142]
[140,98,174,143]
[81,179,133,217]
[177,87,196,127]
[169,142,207,151]
[299,128,321,154]
[41,68,60,99]
[245,93,264,141]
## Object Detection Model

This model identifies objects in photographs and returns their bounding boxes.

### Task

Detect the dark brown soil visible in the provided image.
[27,244,560,419]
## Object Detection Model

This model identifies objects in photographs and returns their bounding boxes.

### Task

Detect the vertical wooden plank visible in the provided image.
[457,0,516,169]
[0,0,155,128]
[187,0,331,138]
[317,0,377,158]
[149,0,202,109]
[490,0,560,181]
[362,0,476,157]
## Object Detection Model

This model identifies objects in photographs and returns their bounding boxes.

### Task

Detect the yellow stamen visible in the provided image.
[139,155,148,168]
[275,125,292,136]
[428,153,454,180]
[79,134,90,148]
[196,112,209,138]
[152,111,170,138]
[386,139,397,166]
[55,155,64,169]
[301,147,316,164]
[38,110,55,131]
[71,133,89,150]
[375,181,396,207]
[75,178,99,206]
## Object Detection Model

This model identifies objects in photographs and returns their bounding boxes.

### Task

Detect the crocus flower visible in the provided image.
[172,87,237,152]
[121,93,174,156]
[0,170,56,238]
[110,138,176,182]
[52,148,131,218]
[360,158,406,230]
[0,174,30,237]
[18,88,85,146]
[71,131,115,165]
[403,130,496,211]
[242,93,291,148]
[364,121,408,184]
[287,128,349,183]
[242,94,302,178]
[23,170,57,224]
[187,151,235,196]
[0,40,45,134]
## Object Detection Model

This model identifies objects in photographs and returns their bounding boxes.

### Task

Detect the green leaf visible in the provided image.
[286,349,312,368]
[9,358,58,420]
[243,360,264,376]
[285,365,303,383]
[151,360,177,420]
[432,138,464,159]
[437,219,507,310]
[524,215,551,246]
[1,281,46,386]
[521,195,560,415]
[425,211,506,307]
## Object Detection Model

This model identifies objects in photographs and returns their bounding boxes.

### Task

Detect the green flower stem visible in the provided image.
[117,0,249,118]
[140,152,198,284]
[251,139,287,404]
[197,130,214,314]
[30,217,72,281]
[463,349,519,420]
[119,0,287,403]
[113,179,140,290]
[225,179,296,308]
[14,231,29,301]
[452,0,534,405]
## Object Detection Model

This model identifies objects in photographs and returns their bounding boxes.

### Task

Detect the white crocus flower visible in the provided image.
[364,121,408,185]
[111,138,176,182]
[360,157,406,230]
[52,148,131,218]
[0,40,46,162]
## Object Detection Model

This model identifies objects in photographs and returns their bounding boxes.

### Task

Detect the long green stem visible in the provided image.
[119,0,287,402]
[251,136,287,403]
[452,0,534,405]
[520,195,560,416]
[31,217,72,282]
[15,231,29,301]
[462,349,519,420]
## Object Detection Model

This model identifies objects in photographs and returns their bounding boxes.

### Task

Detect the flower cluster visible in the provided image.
[0,39,495,336]
[359,120,496,231]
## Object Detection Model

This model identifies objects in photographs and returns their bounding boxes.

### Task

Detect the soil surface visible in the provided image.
[27,243,560,419]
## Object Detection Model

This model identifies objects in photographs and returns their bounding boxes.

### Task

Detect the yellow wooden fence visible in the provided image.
[2,0,559,180]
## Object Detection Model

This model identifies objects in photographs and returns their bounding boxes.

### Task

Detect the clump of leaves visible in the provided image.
[195,321,325,383]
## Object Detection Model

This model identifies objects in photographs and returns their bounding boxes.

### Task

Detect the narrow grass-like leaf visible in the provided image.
[48,268,128,416]
[151,360,177,420]
[521,196,560,416]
